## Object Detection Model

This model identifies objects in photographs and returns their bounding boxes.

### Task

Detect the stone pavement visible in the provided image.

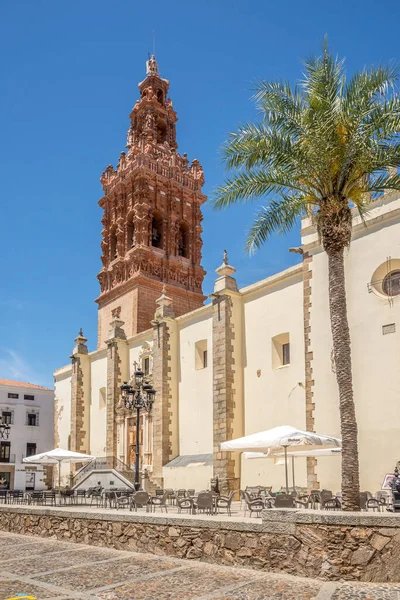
[1,532,400,600]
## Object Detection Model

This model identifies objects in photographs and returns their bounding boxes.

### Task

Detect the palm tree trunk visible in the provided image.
[328,248,360,511]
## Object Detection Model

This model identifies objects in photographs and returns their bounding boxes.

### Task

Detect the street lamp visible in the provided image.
[0,423,10,440]
[120,367,156,490]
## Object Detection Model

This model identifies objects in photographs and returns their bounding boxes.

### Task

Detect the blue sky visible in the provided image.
[0,0,398,387]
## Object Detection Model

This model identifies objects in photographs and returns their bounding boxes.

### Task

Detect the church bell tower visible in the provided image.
[96,56,206,347]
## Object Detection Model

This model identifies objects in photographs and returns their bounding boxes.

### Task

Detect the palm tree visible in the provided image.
[213,43,400,511]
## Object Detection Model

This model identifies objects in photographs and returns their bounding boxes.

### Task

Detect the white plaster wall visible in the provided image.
[89,353,107,457]
[310,209,400,493]
[163,465,213,491]
[241,270,307,491]
[54,369,72,486]
[128,334,153,376]
[178,310,213,456]
[0,383,54,490]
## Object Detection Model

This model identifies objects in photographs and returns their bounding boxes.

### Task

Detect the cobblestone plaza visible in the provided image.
[1,531,400,600]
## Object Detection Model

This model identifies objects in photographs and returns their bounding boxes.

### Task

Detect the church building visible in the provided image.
[54,56,400,495]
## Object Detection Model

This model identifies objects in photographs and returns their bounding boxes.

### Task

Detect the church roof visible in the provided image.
[0,378,53,392]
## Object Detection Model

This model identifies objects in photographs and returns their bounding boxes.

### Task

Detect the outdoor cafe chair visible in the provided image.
[176,496,193,514]
[0,490,8,504]
[28,491,44,505]
[272,493,296,508]
[75,489,86,504]
[187,489,195,498]
[131,491,150,512]
[375,490,390,509]
[9,490,24,504]
[43,490,56,506]
[361,492,381,512]
[60,489,75,505]
[177,489,186,499]
[166,489,177,505]
[150,490,168,513]
[89,488,103,507]
[243,491,264,517]
[192,491,214,515]
[113,492,132,510]
[216,491,234,516]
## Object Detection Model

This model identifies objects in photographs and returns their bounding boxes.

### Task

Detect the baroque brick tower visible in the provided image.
[96,56,206,347]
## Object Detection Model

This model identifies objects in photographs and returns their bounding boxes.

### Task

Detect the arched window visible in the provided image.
[178,222,189,258]
[127,220,135,249]
[110,227,118,260]
[151,213,163,249]
[156,118,167,144]
[157,89,164,105]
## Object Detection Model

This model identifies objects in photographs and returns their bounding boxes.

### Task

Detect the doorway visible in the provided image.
[25,471,35,491]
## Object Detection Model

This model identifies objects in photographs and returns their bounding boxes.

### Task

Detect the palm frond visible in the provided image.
[245,195,309,254]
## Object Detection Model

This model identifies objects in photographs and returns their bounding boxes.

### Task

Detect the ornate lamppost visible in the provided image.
[0,423,10,440]
[120,367,156,490]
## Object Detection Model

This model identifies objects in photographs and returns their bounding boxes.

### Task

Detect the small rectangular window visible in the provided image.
[2,412,12,425]
[0,442,10,462]
[195,340,208,370]
[282,343,290,366]
[24,394,35,401]
[27,414,37,427]
[7,393,18,399]
[272,333,290,369]
[26,443,37,457]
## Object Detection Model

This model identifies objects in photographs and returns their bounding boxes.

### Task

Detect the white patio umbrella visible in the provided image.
[244,447,342,491]
[221,425,341,492]
[23,448,95,489]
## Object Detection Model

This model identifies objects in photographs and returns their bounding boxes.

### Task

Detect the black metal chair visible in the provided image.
[28,491,44,505]
[60,489,75,505]
[9,490,24,504]
[90,488,103,507]
[75,489,86,504]
[43,490,56,506]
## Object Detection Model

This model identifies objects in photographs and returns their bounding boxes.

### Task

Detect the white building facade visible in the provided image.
[0,380,54,491]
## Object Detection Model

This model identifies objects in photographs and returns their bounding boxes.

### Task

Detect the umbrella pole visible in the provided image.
[292,455,295,492]
[58,459,61,491]
[284,446,289,493]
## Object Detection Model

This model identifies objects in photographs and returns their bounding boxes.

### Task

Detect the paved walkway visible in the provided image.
[0,532,400,600]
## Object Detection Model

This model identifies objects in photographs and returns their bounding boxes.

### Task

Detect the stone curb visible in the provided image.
[261,508,400,528]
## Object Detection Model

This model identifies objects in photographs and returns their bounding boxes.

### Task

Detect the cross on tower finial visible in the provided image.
[78,328,84,337]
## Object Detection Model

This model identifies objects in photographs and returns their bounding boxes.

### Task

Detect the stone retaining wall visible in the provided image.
[0,506,399,582]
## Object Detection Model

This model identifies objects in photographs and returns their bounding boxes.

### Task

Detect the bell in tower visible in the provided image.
[96,56,206,348]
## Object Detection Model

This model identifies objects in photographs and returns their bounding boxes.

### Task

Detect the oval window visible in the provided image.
[382,270,400,297]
